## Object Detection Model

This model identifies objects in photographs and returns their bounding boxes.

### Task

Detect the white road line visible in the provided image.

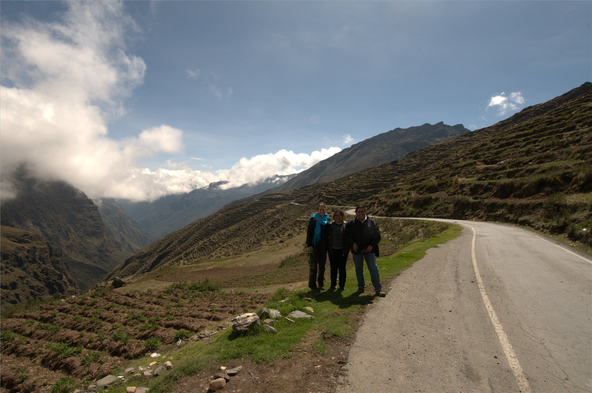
[469,225,531,393]
[534,235,592,264]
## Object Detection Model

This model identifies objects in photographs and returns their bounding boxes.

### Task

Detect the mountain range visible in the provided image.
[0,170,155,295]
[118,122,469,239]
[2,82,590,304]
[105,82,591,281]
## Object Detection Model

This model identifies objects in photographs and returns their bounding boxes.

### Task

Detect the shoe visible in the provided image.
[356,288,364,294]
[328,286,336,291]
[338,287,344,291]
[375,290,386,297]
[320,286,326,290]
[311,289,320,295]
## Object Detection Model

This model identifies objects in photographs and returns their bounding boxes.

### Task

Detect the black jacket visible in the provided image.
[327,222,350,257]
[346,216,381,257]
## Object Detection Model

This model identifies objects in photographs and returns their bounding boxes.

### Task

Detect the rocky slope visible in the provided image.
[1,226,78,305]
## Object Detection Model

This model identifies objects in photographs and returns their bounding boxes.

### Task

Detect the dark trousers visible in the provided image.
[329,249,347,289]
[308,247,327,290]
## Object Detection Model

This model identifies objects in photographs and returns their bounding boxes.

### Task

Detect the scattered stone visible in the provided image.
[149,353,161,358]
[220,366,227,371]
[112,277,126,288]
[226,366,243,376]
[231,312,261,333]
[279,297,289,302]
[135,388,149,393]
[305,306,314,313]
[126,387,136,393]
[124,367,136,375]
[304,297,313,302]
[143,371,152,377]
[269,308,281,318]
[263,324,277,333]
[209,378,227,391]
[288,310,314,319]
[256,307,269,319]
[164,361,173,369]
[97,375,119,388]
[285,317,295,323]
[213,371,230,382]
[264,318,274,324]
[153,365,166,377]
[148,361,158,368]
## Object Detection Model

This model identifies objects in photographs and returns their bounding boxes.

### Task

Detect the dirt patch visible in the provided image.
[170,323,362,393]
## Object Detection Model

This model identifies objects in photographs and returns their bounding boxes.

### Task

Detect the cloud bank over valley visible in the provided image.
[0,0,341,202]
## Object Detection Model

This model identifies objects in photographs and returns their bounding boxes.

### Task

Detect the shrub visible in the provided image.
[51,377,76,393]
[170,278,219,293]
[0,330,16,342]
[46,343,83,359]
[81,350,102,366]
[174,329,192,341]
[144,337,161,351]
[110,330,130,344]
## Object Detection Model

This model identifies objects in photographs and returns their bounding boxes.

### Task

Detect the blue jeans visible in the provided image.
[352,253,381,292]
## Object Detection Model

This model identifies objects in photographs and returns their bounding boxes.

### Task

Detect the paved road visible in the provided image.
[336,219,592,393]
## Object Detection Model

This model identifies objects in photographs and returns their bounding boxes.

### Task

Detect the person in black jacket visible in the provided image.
[346,205,385,297]
[327,209,349,291]
[306,202,330,295]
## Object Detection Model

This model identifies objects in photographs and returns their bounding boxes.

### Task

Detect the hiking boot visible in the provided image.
[328,286,336,291]
[375,290,386,297]
[356,288,364,294]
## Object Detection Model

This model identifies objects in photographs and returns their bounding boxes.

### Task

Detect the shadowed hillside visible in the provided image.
[1,226,78,305]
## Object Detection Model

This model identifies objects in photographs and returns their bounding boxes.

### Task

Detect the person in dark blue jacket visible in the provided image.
[327,209,349,291]
[306,202,330,295]
[345,206,385,297]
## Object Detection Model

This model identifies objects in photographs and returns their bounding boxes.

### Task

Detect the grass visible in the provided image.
[103,223,462,393]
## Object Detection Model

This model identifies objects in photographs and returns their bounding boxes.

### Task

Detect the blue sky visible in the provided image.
[1,1,590,202]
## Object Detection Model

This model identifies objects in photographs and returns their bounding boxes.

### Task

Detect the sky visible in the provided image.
[1,1,590,202]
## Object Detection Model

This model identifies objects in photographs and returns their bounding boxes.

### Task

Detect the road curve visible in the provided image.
[336,219,592,393]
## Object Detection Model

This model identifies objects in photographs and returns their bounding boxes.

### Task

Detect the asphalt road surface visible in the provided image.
[336,219,592,393]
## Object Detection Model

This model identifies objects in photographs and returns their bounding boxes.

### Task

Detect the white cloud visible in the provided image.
[0,1,340,203]
[186,68,200,79]
[343,134,354,145]
[487,91,525,116]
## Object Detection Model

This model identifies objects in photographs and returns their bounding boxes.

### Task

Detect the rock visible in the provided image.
[264,318,274,324]
[269,309,281,318]
[164,361,173,369]
[209,378,227,391]
[148,361,158,368]
[256,307,269,318]
[97,375,119,388]
[135,388,149,393]
[149,352,161,358]
[231,312,261,333]
[263,324,277,333]
[126,388,136,393]
[287,310,314,319]
[213,371,230,382]
[112,277,126,288]
[304,306,314,313]
[143,371,152,377]
[124,367,136,375]
[153,365,166,376]
[226,366,243,376]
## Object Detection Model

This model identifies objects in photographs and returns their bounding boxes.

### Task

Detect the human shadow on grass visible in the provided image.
[308,288,377,309]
